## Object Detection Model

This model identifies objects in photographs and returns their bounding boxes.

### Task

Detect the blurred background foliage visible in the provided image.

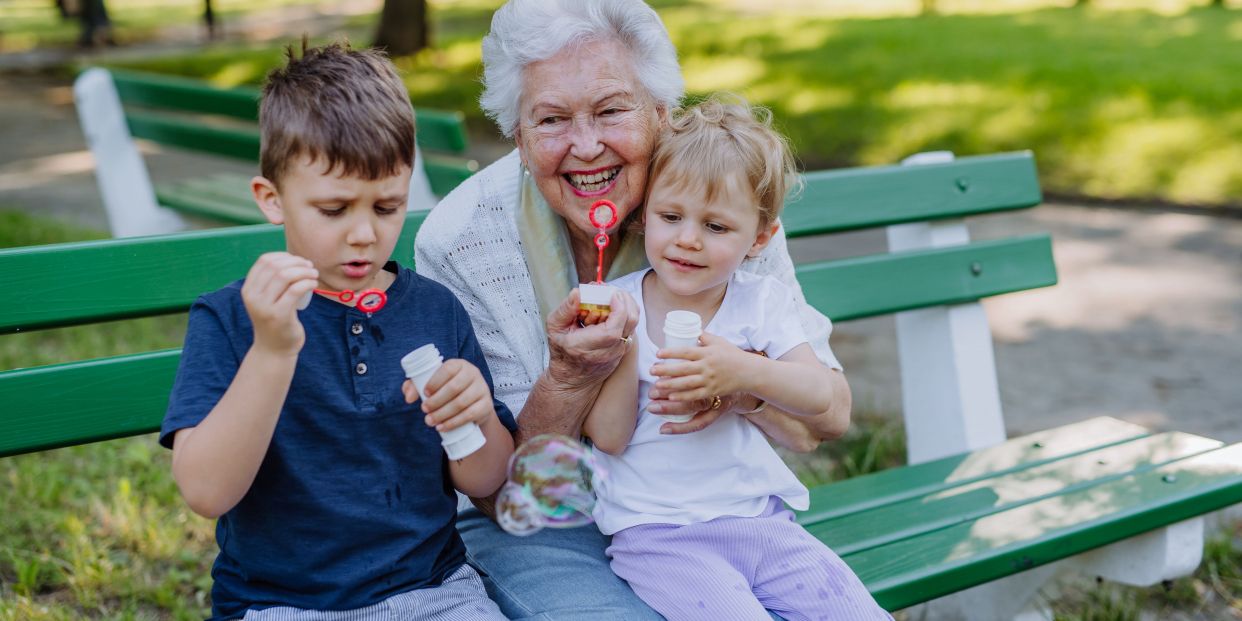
[4,0,1237,207]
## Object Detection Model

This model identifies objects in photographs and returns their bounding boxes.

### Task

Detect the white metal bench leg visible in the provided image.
[905,562,1062,621]
[888,151,1006,464]
[74,68,186,238]
[1065,517,1204,586]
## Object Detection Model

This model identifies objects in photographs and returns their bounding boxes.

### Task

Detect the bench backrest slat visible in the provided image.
[801,235,1056,322]
[783,152,1041,236]
[127,110,259,161]
[0,350,179,457]
[0,212,427,335]
[108,69,470,155]
[0,236,1055,458]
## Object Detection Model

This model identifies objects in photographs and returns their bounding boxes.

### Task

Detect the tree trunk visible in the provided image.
[373,0,429,57]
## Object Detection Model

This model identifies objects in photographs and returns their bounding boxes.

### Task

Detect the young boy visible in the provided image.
[582,97,891,620]
[160,42,515,620]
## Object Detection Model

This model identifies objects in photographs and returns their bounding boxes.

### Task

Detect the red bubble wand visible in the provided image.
[588,199,618,283]
[311,287,388,313]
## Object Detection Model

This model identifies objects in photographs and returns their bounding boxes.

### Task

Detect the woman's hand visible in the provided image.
[545,288,639,387]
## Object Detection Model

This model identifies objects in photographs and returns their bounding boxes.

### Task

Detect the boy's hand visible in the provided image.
[241,252,318,356]
[404,359,495,432]
[650,332,754,404]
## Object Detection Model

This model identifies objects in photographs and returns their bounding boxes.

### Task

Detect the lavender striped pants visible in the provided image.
[606,498,892,621]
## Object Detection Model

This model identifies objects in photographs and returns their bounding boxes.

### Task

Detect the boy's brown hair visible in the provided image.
[259,41,414,186]
[646,94,800,229]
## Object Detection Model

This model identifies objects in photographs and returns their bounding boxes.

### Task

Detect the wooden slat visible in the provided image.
[0,351,179,457]
[0,212,426,334]
[797,234,1057,322]
[127,110,260,161]
[423,153,479,197]
[782,152,1042,236]
[807,432,1223,557]
[800,416,1151,523]
[156,181,266,225]
[110,68,259,121]
[108,68,470,154]
[848,443,1242,611]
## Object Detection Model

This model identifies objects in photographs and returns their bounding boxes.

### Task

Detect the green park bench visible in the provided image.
[2,151,1240,619]
[72,67,479,237]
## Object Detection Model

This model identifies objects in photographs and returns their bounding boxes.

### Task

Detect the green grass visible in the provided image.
[90,0,1242,209]
[0,210,208,620]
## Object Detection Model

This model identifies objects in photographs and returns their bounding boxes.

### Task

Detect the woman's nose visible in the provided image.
[568,118,605,162]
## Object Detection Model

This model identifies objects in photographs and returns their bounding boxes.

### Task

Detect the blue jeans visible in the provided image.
[457,508,784,620]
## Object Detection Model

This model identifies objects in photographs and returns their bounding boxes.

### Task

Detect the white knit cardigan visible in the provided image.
[414,149,840,418]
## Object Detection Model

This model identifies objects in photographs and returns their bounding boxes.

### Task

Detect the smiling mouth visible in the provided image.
[565,166,621,192]
[667,258,704,269]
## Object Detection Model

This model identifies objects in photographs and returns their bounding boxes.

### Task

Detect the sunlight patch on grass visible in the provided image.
[884,81,1010,109]
[785,87,856,115]
[682,56,767,93]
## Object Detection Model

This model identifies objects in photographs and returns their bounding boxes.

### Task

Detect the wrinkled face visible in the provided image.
[643,171,771,300]
[515,37,663,241]
[259,156,411,295]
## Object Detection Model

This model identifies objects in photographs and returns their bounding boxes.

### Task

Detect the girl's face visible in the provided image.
[514,37,663,244]
[643,170,775,302]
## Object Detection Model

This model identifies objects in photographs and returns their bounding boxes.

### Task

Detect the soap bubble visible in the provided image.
[497,434,603,536]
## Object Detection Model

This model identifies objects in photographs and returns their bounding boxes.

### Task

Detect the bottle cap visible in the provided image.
[579,282,615,308]
[401,343,443,398]
[663,310,702,339]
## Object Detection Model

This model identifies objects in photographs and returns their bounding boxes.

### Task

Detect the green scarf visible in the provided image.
[516,166,648,321]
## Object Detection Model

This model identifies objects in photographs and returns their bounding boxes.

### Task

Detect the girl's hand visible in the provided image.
[241,252,318,356]
[544,288,639,387]
[650,331,754,403]
[409,358,495,432]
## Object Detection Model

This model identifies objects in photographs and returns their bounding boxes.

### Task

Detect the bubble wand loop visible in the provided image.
[588,199,618,284]
[310,287,388,313]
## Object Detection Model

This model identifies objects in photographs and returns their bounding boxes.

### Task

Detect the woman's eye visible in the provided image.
[539,116,562,126]
[601,108,620,116]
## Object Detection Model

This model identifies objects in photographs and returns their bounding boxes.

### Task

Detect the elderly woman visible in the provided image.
[414,0,853,618]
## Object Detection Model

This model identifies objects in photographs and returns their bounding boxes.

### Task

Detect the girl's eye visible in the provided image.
[659,213,681,223]
[706,222,729,233]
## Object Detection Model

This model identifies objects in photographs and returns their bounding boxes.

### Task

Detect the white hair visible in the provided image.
[480,0,685,138]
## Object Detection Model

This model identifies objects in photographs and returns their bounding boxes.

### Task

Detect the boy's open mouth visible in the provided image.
[565,166,621,193]
[343,260,371,278]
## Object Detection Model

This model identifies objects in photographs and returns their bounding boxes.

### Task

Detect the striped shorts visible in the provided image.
[606,497,892,621]
[241,564,508,621]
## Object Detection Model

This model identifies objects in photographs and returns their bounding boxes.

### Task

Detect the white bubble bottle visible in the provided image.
[401,343,486,460]
[657,310,703,423]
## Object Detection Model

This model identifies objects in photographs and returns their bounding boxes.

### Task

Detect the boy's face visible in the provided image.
[252,156,411,295]
[643,170,776,300]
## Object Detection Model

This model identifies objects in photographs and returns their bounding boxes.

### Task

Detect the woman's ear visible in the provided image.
[747,220,781,258]
[251,176,284,225]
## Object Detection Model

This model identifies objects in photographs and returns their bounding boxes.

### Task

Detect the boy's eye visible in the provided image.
[375,205,399,215]
[318,206,346,217]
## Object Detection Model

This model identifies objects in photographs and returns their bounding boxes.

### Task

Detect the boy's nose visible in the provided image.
[347,217,378,245]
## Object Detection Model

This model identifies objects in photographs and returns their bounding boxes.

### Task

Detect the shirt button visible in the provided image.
[350,322,364,335]
[355,362,368,375]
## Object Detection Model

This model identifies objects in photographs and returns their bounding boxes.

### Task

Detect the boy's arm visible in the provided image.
[170,253,318,518]
[582,341,640,455]
[410,359,515,498]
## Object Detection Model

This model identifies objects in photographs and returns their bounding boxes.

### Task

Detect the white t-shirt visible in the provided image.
[591,268,812,535]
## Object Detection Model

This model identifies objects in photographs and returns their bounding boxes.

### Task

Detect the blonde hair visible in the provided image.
[260,41,414,186]
[647,94,799,228]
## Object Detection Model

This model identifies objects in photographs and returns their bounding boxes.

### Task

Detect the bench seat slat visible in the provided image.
[0,350,179,457]
[782,152,1042,236]
[156,179,266,225]
[798,234,1057,322]
[0,212,427,334]
[806,432,1223,557]
[848,443,1242,611]
[800,416,1151,523]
